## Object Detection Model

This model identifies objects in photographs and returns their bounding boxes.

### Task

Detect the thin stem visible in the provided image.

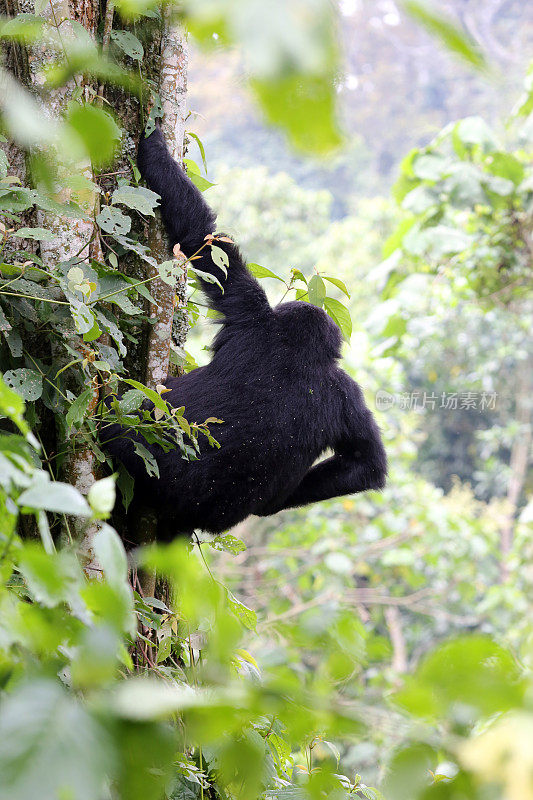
[24,350,70,401]
[0,289,69,305]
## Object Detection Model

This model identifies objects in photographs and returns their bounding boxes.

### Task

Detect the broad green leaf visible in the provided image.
[19,478,91,516]
[119,389,145,413]
[12,226,56,241]
[111,185,159,215]
[0,375,27,432]
[110,29,144,60]
[307,275,326,307]
[17,545,83,607]
[158,259,184,285]
[486,152,525,185]
[132,441,160,478]
[2,368,42,401]
[382,315,407,339]
[324,297,352,341]
[403,1,488,71]
[247,263,284,282]
[92,523,128,584]
[116,464,134,512]
[322,275,350,298]
[0,679,112,800]
[0,13,47,43]
[208,534,246,555]
[210,245,229,275]
[70,300,96,335]
[96,205,132,235]
[122,378,169,412]
[251,73,342,154]
[382,744,437,800]
[66,103,121,167]
[455,116,498,150]
[190,268,224,292]
[87,476,116,517]
[226,588,257,630]
[394,636,526,721]
[187,170,215,192]
[66,388,93,429]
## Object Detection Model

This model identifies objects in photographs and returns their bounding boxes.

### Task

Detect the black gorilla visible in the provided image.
[103,128,387,538]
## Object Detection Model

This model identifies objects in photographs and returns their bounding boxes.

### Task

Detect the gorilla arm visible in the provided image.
[258,377,387,514]
[137,126,270,322]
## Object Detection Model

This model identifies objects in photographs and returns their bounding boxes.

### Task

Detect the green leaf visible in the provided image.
[70,300,96,335]
[0,13,47,43]
[210,244,229,274]
[111,185,159,215]
[87,476,116,517]
[158,259,184,285]
[486,152,525,185]
[156,634,172,663]
[403,1,488,71]
[18,478,91,516]
[226,588,257,630]
[122,378,169,413]
[455,116,497,150]
[110,29,144,60]
[92,523,128,585]
[186,131,208,172]
[133,441,160,478]
[17,545,83,607]
[186,170,215,192]
[251,73,342,155]
[324,297,352,341]
[0,679,112,800]
[117,464,134,512]
[382,744,437,800]
[0,375,27,432]
[307,275,326,307]
[66,103,121,167]
[119,389,145,413]
[322,275,350,298]
[96,205,132,235]
[208,534,246,555]
[2,368,43,401]
[66,388,93,429]
[382,315,407,340]
[12,226,56,241]
[394,636,526,721]
[190,268,224,292]
[247,262,284,282]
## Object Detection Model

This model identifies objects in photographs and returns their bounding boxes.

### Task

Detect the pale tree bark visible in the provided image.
[384,605,408,674]
[145,15,188,391]
[500,355,532,581]
[139,17,189,598]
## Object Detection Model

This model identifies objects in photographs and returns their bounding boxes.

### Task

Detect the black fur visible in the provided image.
[102,128,387,539]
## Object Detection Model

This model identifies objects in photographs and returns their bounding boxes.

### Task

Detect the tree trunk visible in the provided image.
[500,355,532,581]
[2,0,190,575]
[144,16,188,390]
[138,19,189,595]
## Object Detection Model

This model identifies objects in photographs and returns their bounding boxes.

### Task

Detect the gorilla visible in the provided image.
[102,127,387,539]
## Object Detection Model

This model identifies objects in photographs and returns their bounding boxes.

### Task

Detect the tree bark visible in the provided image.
[500,355,532,581]
[144,16,188,390]
[384,605,408,674]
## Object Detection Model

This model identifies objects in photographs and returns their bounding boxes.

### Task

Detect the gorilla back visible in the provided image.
[101,128,387,539]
